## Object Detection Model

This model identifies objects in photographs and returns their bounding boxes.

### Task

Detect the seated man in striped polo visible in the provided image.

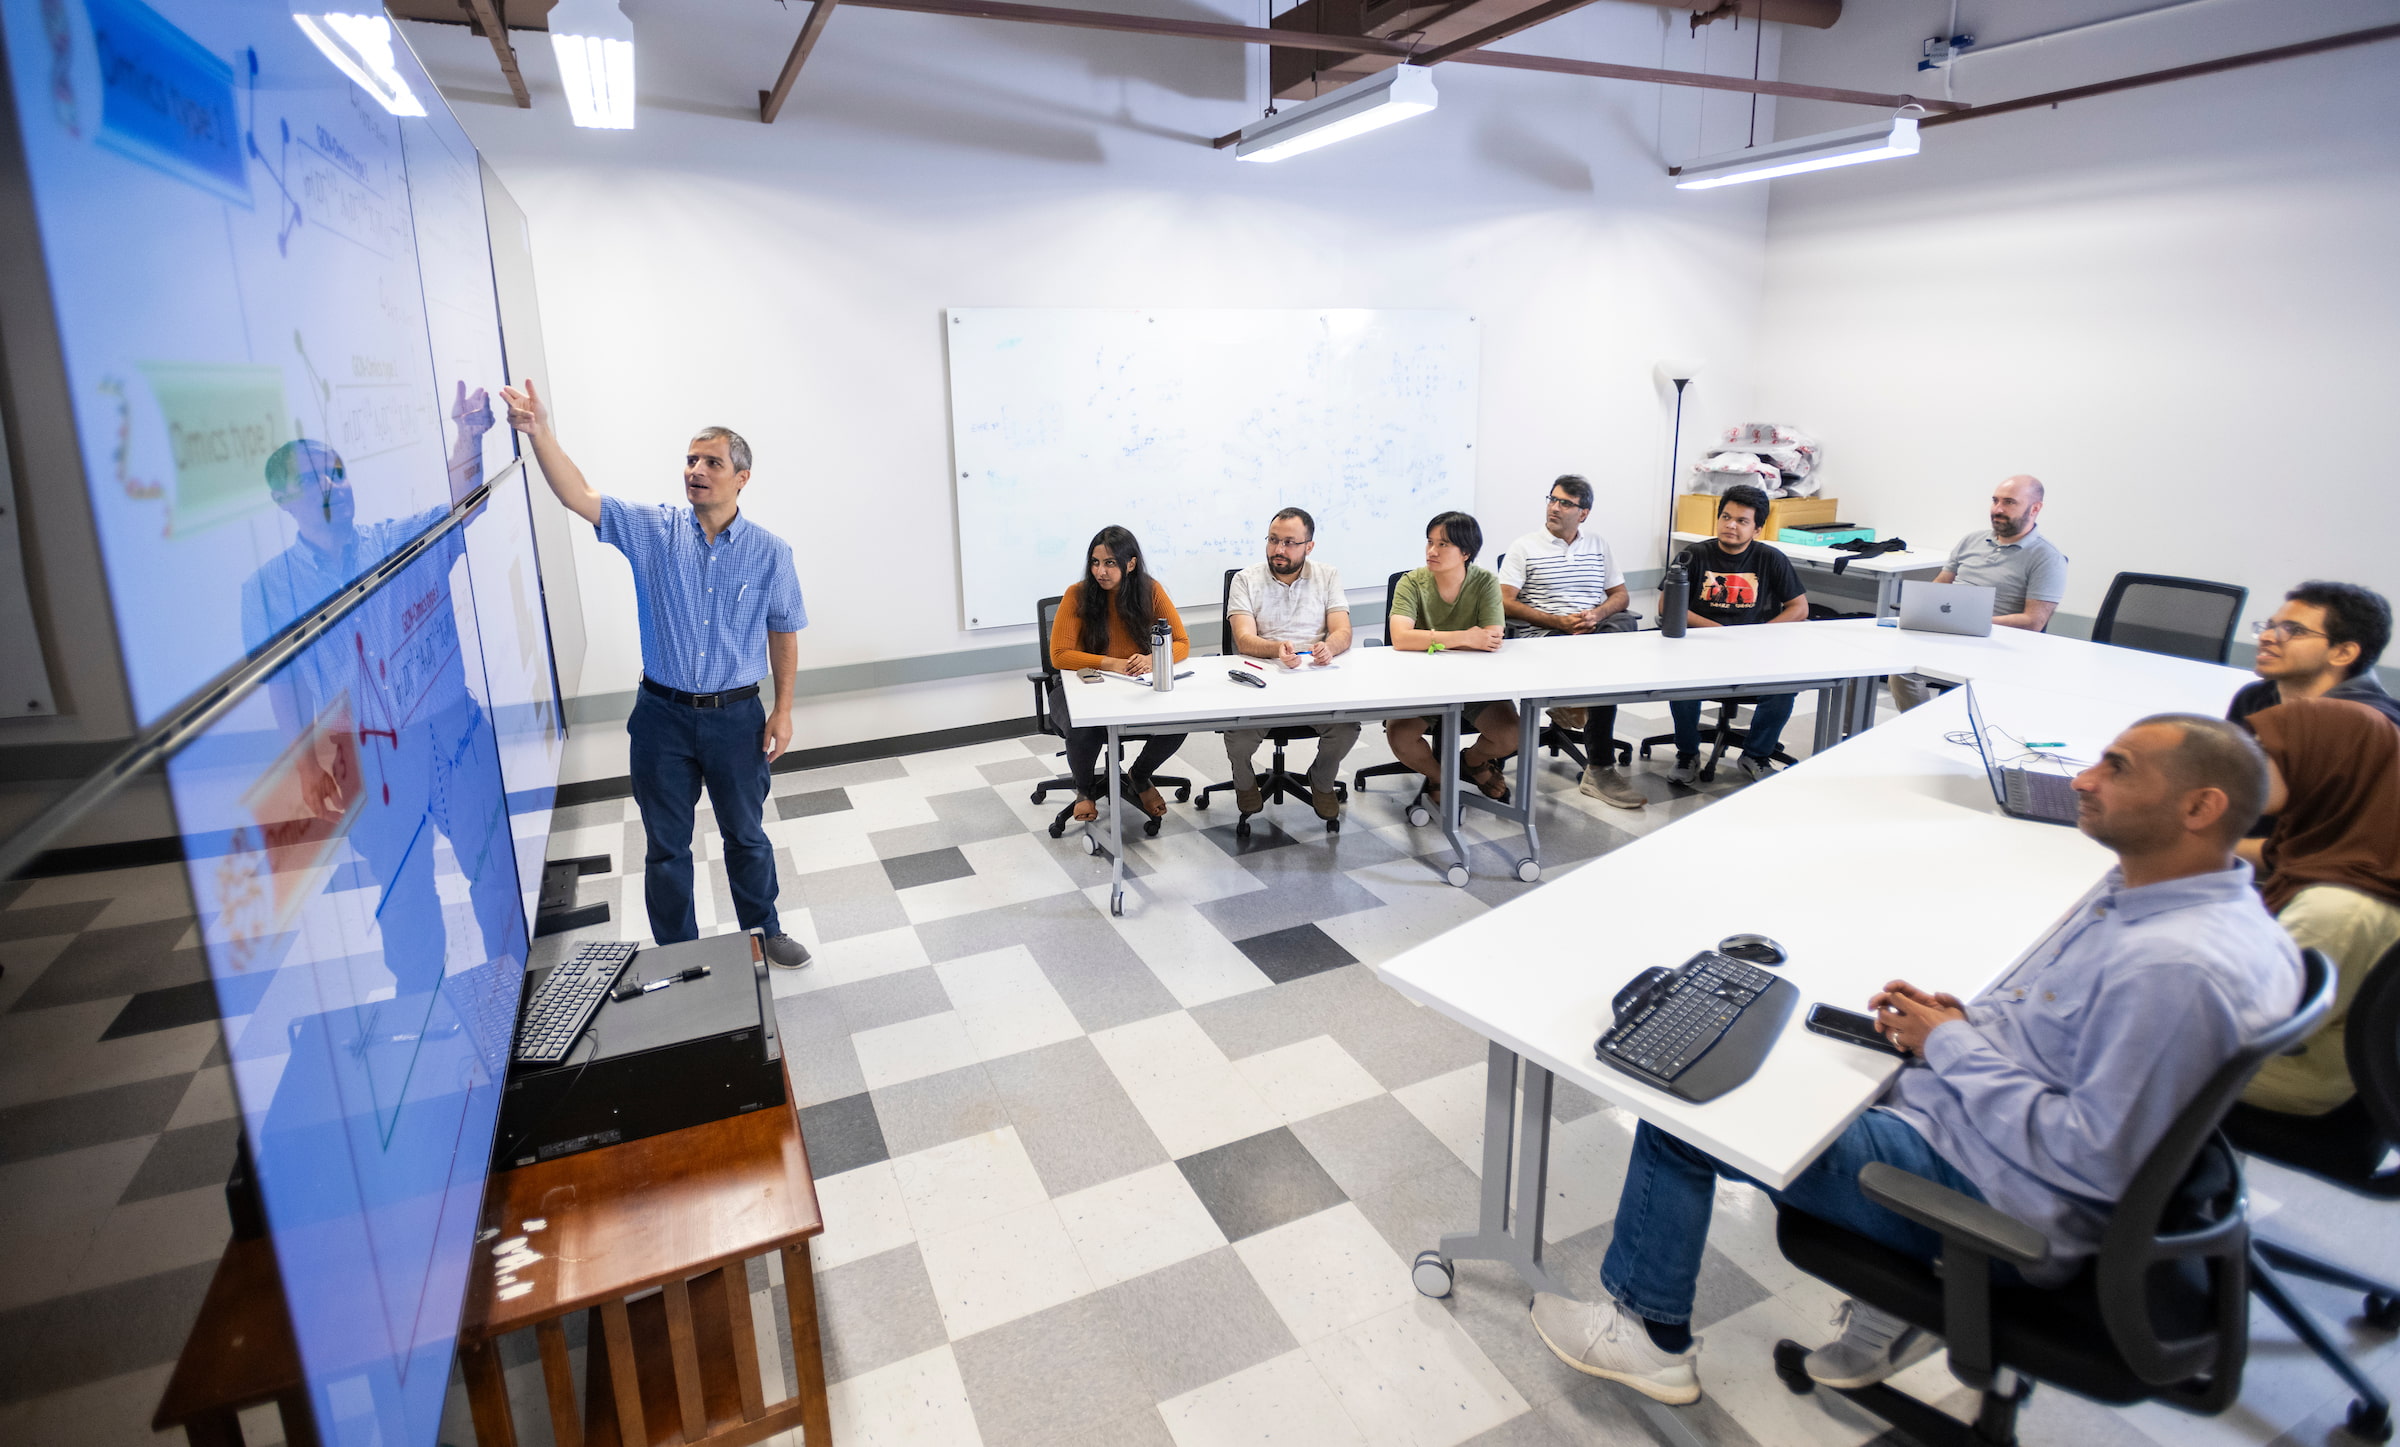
[1500,474,1644,809]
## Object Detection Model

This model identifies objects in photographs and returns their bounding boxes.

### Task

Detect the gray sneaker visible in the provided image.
[1665,756,1703,788]
[1579,765,1647,810]
[1529,1293,1702,1405]
[1735,756,1779,783]
[1804,1299,1940,1390]
[761,932,813,970]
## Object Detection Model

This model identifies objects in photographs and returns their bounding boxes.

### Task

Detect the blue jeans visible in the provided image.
[1600,1111,1987,1326]
[1669,693,1796,764]
[627,687,780,944]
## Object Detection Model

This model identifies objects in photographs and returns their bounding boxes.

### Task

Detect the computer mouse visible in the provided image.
[1717,933,1787,967]
[1613,966,1674,1020]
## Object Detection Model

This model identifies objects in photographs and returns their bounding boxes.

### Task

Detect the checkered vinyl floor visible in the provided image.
[4,699,2398,1446]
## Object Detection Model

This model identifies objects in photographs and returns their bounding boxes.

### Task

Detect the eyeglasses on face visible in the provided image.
[1544,493,1586,510]
[2251,619,2328,642]
[1264,535,1310,548]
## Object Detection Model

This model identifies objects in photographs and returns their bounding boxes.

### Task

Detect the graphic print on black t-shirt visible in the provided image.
[1699,570,1758,610]
[1681,540,1800,628]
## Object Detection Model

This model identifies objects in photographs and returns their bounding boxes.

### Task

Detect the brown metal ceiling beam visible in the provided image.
[760,0,841,123]
[1919,21,2400,128]
[1412,0,1602,66]
[837,0,1415,59]
[462,0,533,107]
[1446,46,1956,111]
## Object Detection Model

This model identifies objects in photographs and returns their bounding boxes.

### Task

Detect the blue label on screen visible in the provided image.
[85,0,248,204]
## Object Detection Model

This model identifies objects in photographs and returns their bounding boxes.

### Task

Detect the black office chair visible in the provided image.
[1768,949,2335,1447]
[1637,702,1798,784]
[1352,569,1483,826]
[2092,572,2248,665]
[2223,936,2400,1443]
[1192,569,1347,837]
[1026,593,1190,843]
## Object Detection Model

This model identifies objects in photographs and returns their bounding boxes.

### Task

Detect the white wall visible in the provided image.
[1757,0,2400,632]
[402,0,1797,780]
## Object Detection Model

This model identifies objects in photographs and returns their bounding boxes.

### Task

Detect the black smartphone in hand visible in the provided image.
[1807,1003,1908,1058]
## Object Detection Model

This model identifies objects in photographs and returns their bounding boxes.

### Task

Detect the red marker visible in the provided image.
[1241,659,1264,670]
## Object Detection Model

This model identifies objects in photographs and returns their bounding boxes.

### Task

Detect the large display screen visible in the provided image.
[458,465,564,932]
[0,0,508,722]
[170,530,527,1447]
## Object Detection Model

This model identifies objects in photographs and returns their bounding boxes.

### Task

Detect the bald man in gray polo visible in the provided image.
[1892,475,2069,710]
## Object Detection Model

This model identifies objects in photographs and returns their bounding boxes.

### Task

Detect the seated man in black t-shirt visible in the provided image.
[1668,484,1809,784]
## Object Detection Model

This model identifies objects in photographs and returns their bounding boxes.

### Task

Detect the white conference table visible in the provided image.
[1370,626,2254,1314]
[1672,530,1947,616]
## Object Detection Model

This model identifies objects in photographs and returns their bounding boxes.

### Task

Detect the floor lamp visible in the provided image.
[1654,360,1704,569]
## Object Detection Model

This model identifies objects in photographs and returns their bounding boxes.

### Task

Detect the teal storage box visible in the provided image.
[1779,524,1876,546]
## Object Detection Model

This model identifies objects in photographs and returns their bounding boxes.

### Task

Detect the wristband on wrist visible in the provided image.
[1427,640,1447,654]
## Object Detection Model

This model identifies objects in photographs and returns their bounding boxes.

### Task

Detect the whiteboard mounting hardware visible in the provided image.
[1235,64,1438,163]
[1669,108,1920,190]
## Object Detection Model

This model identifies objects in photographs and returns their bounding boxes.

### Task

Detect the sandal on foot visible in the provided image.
[1072,797,1098,823]
[1464,757,1512,803]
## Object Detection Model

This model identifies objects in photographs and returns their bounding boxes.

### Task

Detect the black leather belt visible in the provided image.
[642,676,761,709]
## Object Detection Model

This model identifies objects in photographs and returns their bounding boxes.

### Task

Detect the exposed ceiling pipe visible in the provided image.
[1920,20,2400,127]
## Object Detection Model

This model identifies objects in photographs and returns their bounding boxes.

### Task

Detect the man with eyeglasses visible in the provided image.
[1891,475,2068,711]
[1499,475,1644,809]
[2227,582,2399,731]
[1222,507,1358,824]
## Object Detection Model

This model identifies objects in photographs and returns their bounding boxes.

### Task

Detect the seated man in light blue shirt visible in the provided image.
[1529,714,2299,1406]
[503,379,812,968]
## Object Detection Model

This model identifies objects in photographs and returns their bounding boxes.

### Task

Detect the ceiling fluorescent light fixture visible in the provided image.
[548,0,637,130]
[1235,64,1437,163]
[292,11,428,117]
[1671,112,1919,189]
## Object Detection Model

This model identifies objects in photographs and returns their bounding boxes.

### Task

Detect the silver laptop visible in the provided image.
[1899,581,1996,637]
[1962,682,2079,826]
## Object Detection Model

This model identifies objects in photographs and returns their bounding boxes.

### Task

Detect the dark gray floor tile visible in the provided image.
[977,757,1050,787]
[1195,817,1307,858]
[1234,923,1358,985]
[1194,870,1387,944]
[1290,1095,1461,1203]
[0,1075,186,1164]
[819,966,950,1033]
[952,1292,1154,1447]
[1543,1377,1762,1446]
[0,1259,217,1404]
[774,992,867,1108]
[119,1116,245,1204]
[881,846,975,891]
[1177,1128,1347,1243]
[1239,821,1411,876]
[799,1091,889,1178]
[1097,1246,1297,1401]
[0,900,107,941]
[775,787,853,820]
[788,860,908,944]
[547,798,628,833]
[983,1037,1168,1197]
[102,969,272,1041]
[9,920,207,1011]
[814,1243,946,1384]
[871,1062,1008,1158]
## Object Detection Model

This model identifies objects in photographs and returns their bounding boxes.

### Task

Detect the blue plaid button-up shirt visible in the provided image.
[596,497,807,695]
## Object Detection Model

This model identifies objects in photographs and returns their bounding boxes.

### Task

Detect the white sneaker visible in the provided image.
[1529,1293,1702,1404]
[1735,756,1779,783]
[1579,765,1647,810]
[1665,756,1703,788]
[1803,1299,1940,1390]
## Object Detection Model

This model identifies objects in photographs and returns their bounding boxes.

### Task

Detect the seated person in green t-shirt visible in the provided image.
[1385,511,1520,806]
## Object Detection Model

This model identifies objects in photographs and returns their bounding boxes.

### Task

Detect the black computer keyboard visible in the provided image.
[1595,950,1799,1103]
[513,940,638,1066]
[2005,768,2077,821]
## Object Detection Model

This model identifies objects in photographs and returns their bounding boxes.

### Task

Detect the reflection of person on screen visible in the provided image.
[240,425,518,1003]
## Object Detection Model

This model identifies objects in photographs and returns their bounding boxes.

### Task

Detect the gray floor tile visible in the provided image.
[1351,1151,1483,1270]
[101,975,265,1041]
[881,846,976,890]
[0,1076,184,1164]
[930,787,1036,844]
[1097,1246,1297,1401]
[1461,1409,1572,1446]
[1194,816,1308,858]
[0,901,106,942]
[1188,962,1385,1060]
[118,1116,244,1204]
[1048,1407,1177,1447]
[983,1038,1168,1197]
[1290,1094,1461,1203]
[1234,923,1359,985]
[1542,1376,1762,1446]
[8,921,206,1010]
[1194,869,1388,944]
[1551,1077,1604,1125]
[871,1063,1008,1158]
[774,995,868,1108]
[918,892,1180,1034]
[819,966,950,1033]
[1237,820,1411,876]
[977,757,1051,787]
[623,819,648,878]
[774,787,853,820]
[952,1293,1155,1447]
[1177,1128,1347,1243]
[781,756,909,789]
[799,1092,889,1177]
[814,1243,946,1384]
[1540,1221,1772,1335]
[788,860,908,943]
[0,1260,216,1404]
[548,798,629,833]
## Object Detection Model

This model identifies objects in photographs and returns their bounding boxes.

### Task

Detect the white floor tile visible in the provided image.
[1101,898,1275,1009]
[899,834,1081,925]
[777,925,937,998]
[810,1160,916,1270]
[890,1127,1051,1239]
[772,823,883,878]
[838,779,944,829]
[1090,1011,1283,1159]
[852,1010,979,1091]
[1303,1298,1528,1447]
[915,1199,1096,1339]
[1235,1202,1417,1344]
[1541,1107,1636,1245]
[1390,1064,1488,1176]
[1054,1162,1227,1289]
[933,946,1084,1062]
[827,1344,986,1447]
[1233,1036,1386,1126]
[1160,1349,1366,1447]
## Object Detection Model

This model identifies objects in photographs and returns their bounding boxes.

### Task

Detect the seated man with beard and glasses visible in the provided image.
[1891,475,2068,710]
[1222,507,1358,825]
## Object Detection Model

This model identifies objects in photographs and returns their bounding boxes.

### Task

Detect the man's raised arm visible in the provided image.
[500,378,602,526]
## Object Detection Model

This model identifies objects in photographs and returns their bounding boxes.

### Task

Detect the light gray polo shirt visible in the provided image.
[1227,560,1347,645]
[1948,527,2068,615]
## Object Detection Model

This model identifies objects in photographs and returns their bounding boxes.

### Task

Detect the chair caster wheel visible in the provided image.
[1406,804,1433,828]
[1110,890,1125,917]
[1411,1250,1453,1299]
[1638,744,1654,760]
[1047,821,1065,839]
[1335,782,1350,801]
[1234,818,1253,840]
[1175,786,1190,801]
[1325,818,1340,835]
[2347,1399,2392,1443]
[1193,793,1210,811]
[1144,816,1163,838]
[1444,864,1470,888]
[1515,859,1540,883]
[2367,1294,2400,1332]
[1080,832,1100,856]
[1772,1340,1815,1395]
[1699,766,1718,784]
[1031,789,1048,804]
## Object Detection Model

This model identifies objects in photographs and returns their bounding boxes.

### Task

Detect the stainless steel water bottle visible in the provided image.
[1660,556,1689,639]
[1151,619,1174,692]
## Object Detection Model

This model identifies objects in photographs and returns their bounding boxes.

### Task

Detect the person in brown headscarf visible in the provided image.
[2230,698,2400,1128]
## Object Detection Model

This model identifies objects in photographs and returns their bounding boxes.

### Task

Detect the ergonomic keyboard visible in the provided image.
[1595,950,1799,1103]
[513,940,638,1066]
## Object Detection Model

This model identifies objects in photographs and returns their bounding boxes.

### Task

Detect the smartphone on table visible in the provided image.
[1806,1004,1908,1058]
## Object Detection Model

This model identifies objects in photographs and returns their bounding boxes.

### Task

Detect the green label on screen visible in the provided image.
[137,361,288,533]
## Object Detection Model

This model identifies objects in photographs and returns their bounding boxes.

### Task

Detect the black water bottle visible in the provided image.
[1660,555,1689,639]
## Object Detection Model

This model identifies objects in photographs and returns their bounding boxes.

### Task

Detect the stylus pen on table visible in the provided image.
[610,963,709,1001]
[1105,670,1193,683]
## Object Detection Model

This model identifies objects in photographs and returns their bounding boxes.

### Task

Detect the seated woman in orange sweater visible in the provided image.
[1049,525,1191,823]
